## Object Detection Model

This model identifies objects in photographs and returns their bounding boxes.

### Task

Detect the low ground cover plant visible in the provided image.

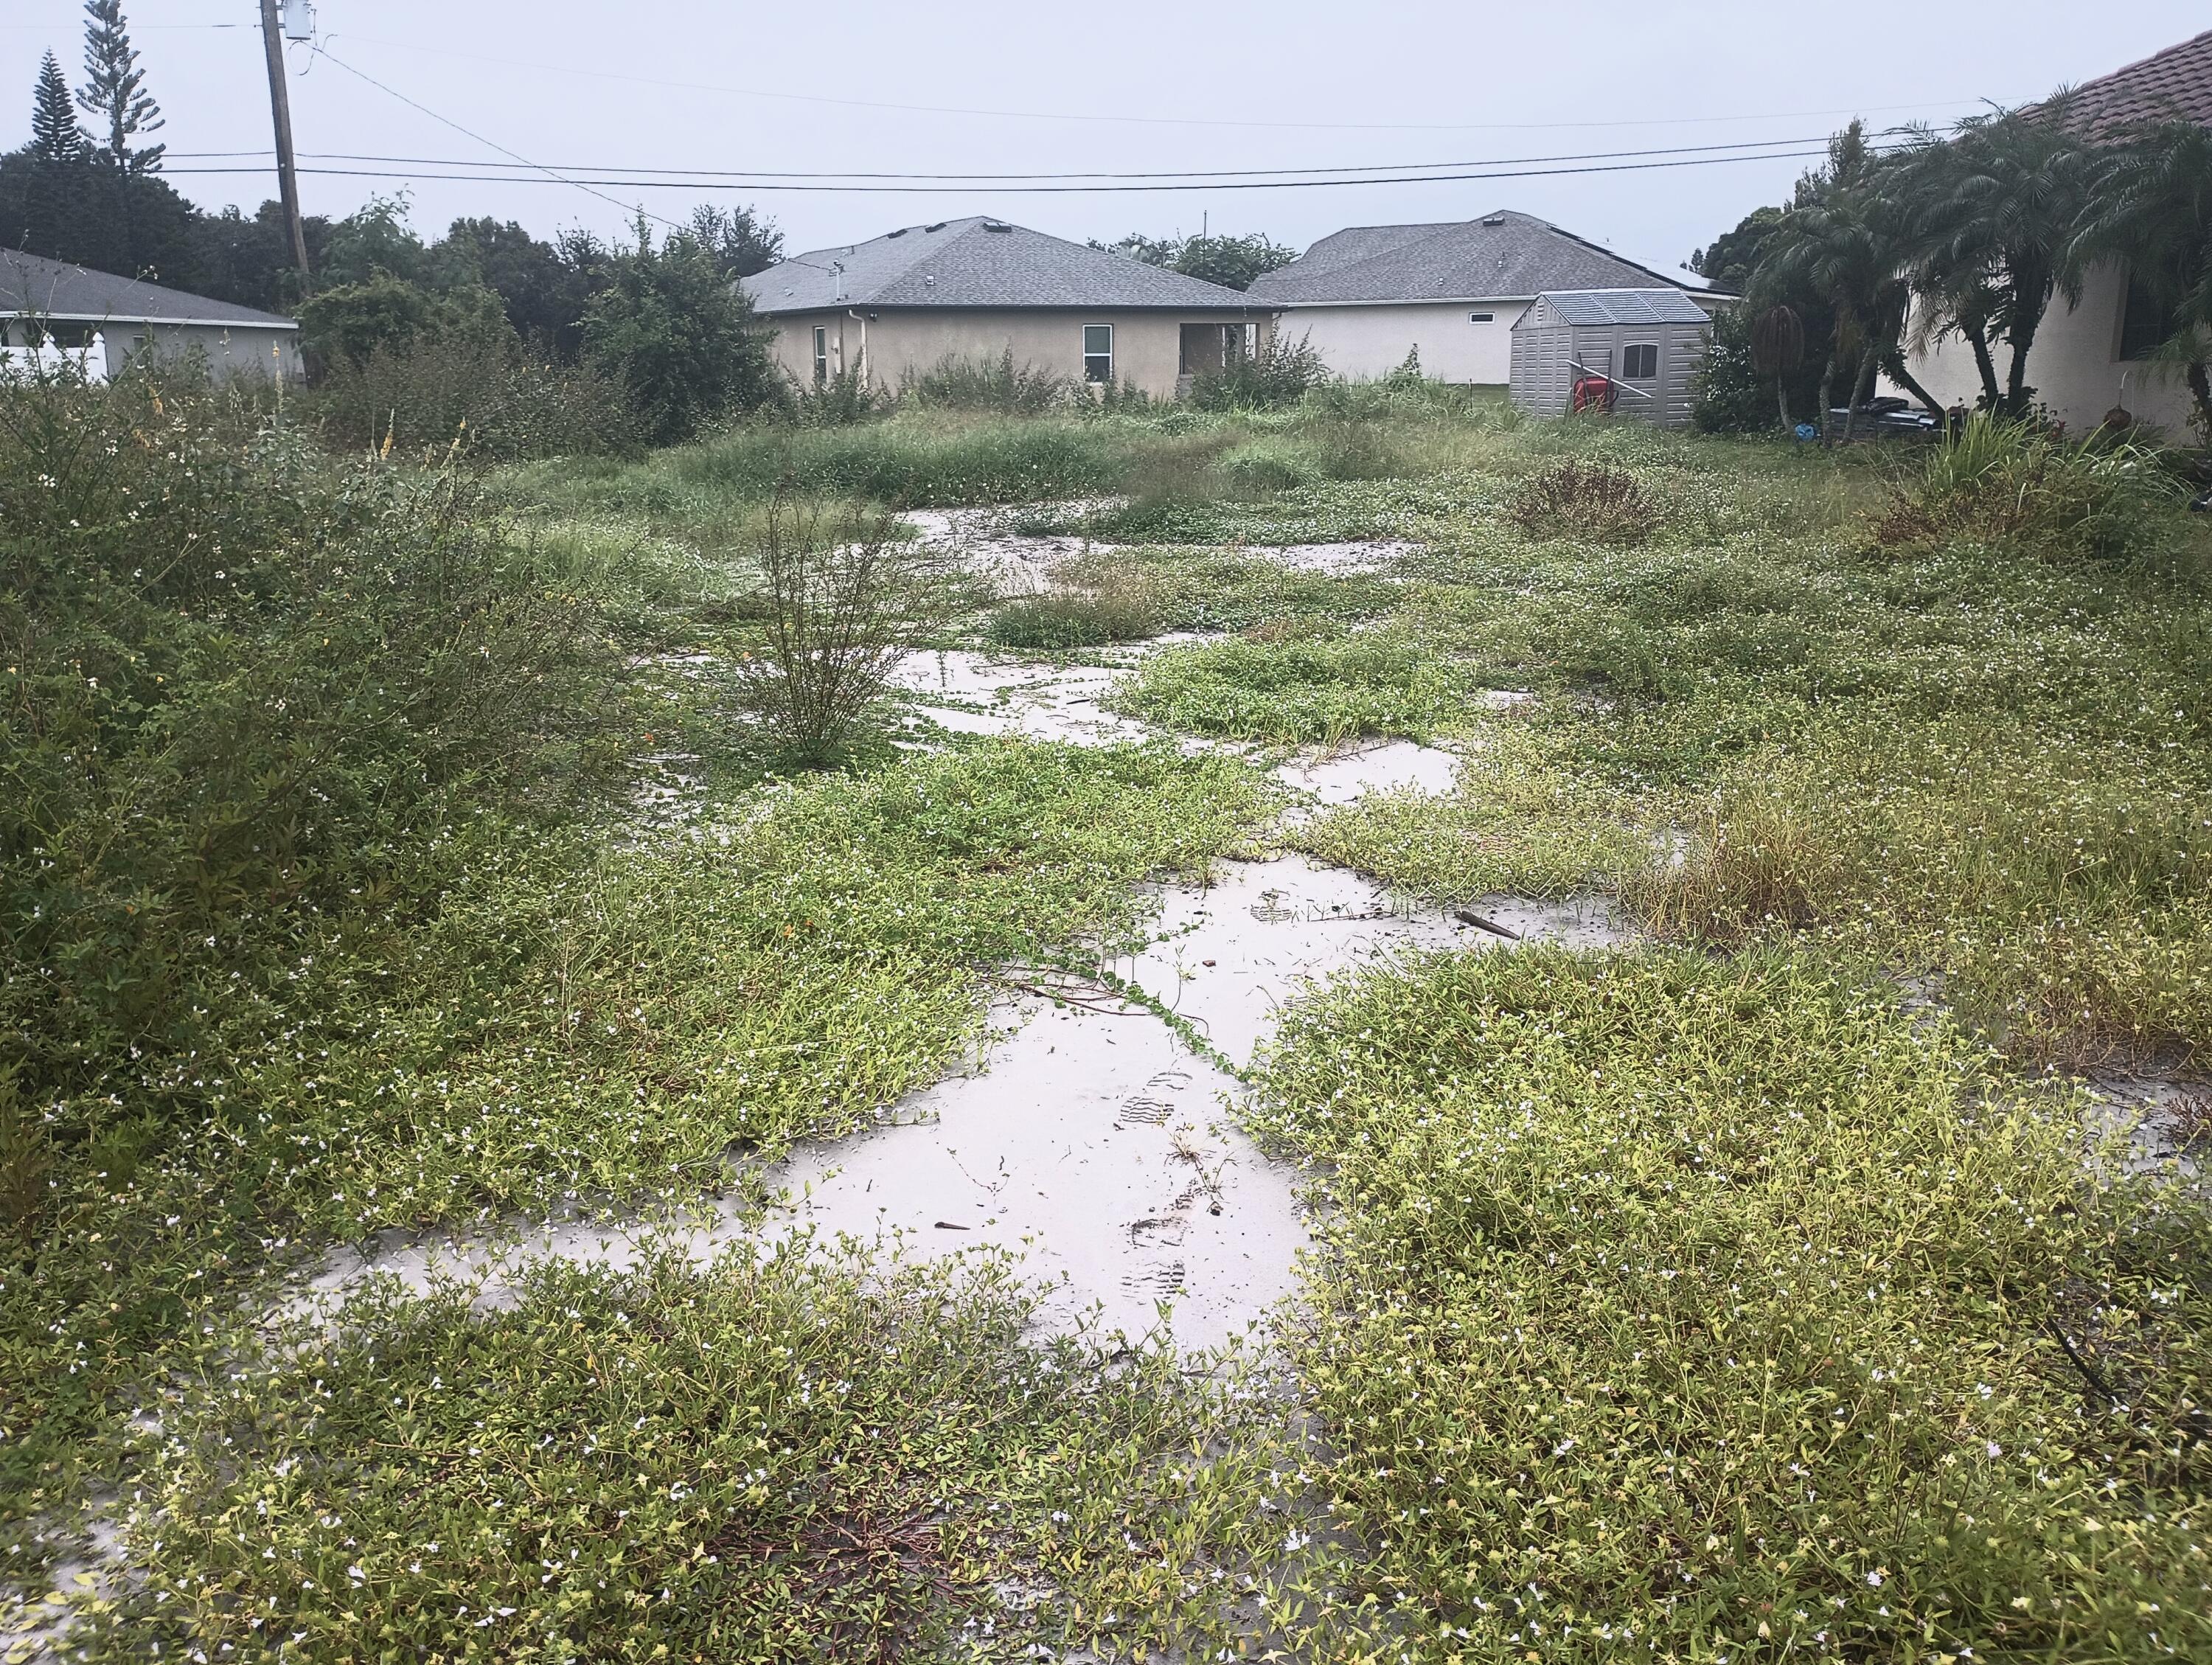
[1246,946,2212,1663]
[78,1242,1287,1663]
[1291,719,1644,900]
[11,352,2212,1661]
[3,738,1276,1541]
[1111,627,1466,745]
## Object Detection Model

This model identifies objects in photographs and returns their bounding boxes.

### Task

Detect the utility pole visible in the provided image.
[259,0,310,277]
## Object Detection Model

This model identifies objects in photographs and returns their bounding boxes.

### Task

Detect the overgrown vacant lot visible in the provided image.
[5,372,2210,1661]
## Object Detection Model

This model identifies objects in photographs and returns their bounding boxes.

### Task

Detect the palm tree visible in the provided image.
[1902,108,2098,419]
[1754,184,1937,441]
[2072,119,2212,442]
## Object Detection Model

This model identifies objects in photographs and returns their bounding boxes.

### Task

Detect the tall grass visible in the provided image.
[304,333,641,461]
[1876,412,2184,561]
[900,347,1088,415]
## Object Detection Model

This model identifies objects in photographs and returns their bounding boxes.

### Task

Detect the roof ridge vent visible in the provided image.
[1481,214,1507,226]
[923,221,947,232]
[981,219,1014,232]
[886,227,909,238]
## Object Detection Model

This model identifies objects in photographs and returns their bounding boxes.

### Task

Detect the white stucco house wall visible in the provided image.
[1,248,302,383]
[1885,27,2212,437]
[1245,210,1718,386]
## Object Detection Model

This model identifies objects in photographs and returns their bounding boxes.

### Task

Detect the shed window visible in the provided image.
[1623,342,1659,379]
[2119,269,2176,362]
[1469,311,1495,324]
[812,325,830,383]
[1082,323,1114,383]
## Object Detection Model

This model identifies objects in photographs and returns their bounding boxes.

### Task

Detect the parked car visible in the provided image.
[1825,395,1939,437]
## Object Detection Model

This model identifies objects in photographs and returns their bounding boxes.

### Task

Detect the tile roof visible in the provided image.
[1246,209,1691,305]
[740,218,1266,313]
[2037,28,2212,141]
[0,248,296,327]
[1531,289,1713,327]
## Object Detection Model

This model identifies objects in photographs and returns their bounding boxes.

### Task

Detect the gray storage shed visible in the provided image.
[1509,288,1711,428]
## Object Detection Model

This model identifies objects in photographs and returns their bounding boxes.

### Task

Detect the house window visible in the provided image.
[2119,269,2176,362]
[1469,311,1495,324]
[1082,323,1114,383]
[1623,342,1659,379]
[812,324,830,383]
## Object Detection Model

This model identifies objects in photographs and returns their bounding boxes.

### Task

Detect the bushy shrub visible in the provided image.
[1187,332,1330,411]
[1691,302,1781,434]
[1875,413,2182,560]
[0,366,624,1236]
[582,220,778,445]
[305,333,641,460]
[296,271,515,370]
[732,497,969,763]
[1509,458,1663,545]
[901,349,1085,416]
[782,364,888,428]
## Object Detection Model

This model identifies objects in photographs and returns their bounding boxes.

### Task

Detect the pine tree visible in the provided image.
[76,0,164,175]
[29,50,87,164]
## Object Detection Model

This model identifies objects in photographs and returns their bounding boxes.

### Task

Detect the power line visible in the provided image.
[157,133,1879,184]
[338,31,1977,137]
[308,46,688,230]
[165,144,1874,195]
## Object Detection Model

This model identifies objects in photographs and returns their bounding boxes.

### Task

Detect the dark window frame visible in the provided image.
[812,324,830,383]
[1622,341,1660,380]
[2118,267,2177,363]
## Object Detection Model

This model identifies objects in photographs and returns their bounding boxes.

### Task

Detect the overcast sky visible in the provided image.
[5,3,2206,274]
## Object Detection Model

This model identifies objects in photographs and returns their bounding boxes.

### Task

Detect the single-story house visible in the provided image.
[1,249,302,382]
[1509,289,1714,428]
[1888,28,2211,435]
[741,218,1276,400]
[1245,209,1717,385]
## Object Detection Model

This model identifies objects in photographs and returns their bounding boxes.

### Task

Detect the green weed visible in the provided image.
[1112,628,1467,745]
[79,1242,1285,1662]
[1246,947,2212,1664]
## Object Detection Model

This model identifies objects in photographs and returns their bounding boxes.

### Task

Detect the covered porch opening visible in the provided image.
[1178,320,1259,377]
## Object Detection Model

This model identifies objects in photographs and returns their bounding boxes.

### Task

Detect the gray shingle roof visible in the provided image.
[0,249,296,328]
[740,218,1266,313]
[1247,210,1688,305]
[1531,289,1713,327]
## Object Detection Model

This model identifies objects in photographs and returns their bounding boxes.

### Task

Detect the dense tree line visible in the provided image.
[4,4,791,442]
[1693,107,2212,441]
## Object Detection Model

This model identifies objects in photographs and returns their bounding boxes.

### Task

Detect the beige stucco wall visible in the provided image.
[1885,260,2196,438]
[765,307,1273,400]
[1278,299,1531,383]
